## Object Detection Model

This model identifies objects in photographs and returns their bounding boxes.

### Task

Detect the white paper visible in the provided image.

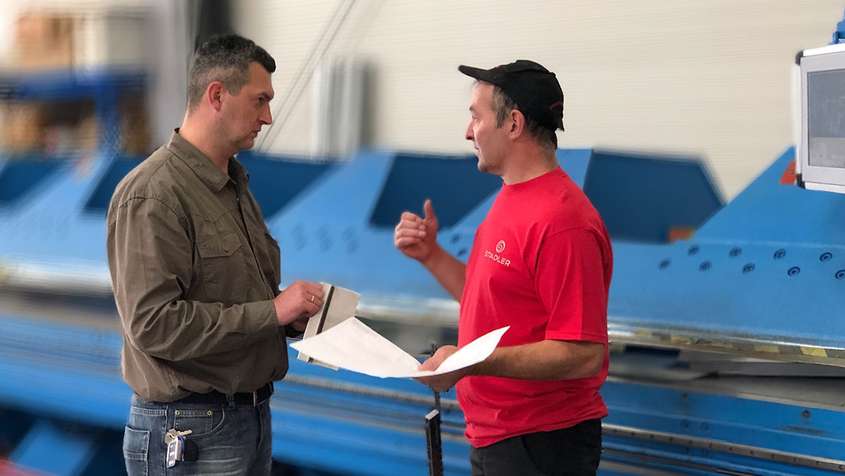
[297,283,360,369]
[290,317,509,378]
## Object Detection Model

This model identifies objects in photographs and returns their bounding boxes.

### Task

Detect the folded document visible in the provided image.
[296,283,360,369]
[291,316,509,378]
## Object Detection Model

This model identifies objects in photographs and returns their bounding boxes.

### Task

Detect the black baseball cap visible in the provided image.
[458,59,564,131]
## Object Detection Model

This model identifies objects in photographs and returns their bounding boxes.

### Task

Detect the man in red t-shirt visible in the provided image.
[394,60,613,475]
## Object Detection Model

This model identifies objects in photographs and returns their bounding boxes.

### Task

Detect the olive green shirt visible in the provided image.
[107,131,287,402]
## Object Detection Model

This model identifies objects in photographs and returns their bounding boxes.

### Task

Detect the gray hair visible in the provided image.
[187,34,276,110]
[491,85,557,150]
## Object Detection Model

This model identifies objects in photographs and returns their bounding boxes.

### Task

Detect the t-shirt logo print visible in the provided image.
[484,239,511,267]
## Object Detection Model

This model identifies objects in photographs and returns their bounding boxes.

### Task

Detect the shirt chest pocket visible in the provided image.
[198,231,241,258]
[196,218,244,300]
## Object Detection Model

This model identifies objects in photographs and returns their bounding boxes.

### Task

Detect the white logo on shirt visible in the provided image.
[484,239,511,267]
[484,250,511,267]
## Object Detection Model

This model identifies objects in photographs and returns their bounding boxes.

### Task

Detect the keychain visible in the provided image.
[165,428,198,467]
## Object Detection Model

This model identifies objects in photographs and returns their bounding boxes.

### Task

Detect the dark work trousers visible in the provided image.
[470,419,602,476]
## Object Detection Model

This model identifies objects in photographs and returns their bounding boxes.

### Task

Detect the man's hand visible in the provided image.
[288,315,310,332]
[273,281,324,326]
[415,345,471,392]
[394,199,439,263]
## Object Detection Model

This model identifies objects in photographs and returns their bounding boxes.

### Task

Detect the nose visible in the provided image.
[260,103,272,125]
[465,120,474,141]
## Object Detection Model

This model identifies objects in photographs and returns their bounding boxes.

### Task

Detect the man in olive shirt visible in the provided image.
[108,35,323,475]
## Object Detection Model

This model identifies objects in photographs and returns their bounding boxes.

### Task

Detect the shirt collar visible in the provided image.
[167,129,249,192]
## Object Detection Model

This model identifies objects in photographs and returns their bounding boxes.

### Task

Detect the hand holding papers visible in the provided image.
[291,316,509,378]
[296,283,360,369]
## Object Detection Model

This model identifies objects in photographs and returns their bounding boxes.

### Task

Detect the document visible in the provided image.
[291,317,509,378]
[296,283,360,369]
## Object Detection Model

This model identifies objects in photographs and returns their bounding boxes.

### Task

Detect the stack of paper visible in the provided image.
[291,316,509,379]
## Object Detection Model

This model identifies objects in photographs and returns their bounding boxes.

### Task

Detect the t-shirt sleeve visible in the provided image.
[533,227,609,343]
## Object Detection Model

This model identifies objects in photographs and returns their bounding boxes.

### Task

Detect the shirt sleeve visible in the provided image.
[533,227,609,344]
[107,195,279,362]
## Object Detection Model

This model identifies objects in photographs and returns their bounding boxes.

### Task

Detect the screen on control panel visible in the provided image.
[808,69,845,169]
[799,46,845,192]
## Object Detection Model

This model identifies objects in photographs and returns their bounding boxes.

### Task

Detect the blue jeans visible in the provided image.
[122,394,272,475]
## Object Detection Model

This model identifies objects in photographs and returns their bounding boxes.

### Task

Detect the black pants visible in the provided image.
[470,419,602,476]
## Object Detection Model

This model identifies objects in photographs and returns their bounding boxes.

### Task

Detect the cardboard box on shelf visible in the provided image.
[41,99,97,154]
[1,97,150,156]
[0,100,105,155]
[12,12,76,71]
[10,7,151,72]
[1,102,45,152]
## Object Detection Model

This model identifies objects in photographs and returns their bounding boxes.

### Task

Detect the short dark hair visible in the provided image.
[187,34,276,109]
[491,85,557,150]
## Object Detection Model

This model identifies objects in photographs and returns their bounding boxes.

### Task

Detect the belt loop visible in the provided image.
[252,390,259,407]
[226,393,236,409]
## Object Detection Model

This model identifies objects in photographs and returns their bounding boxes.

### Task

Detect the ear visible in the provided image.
[508,109,526,139]
[206,81,225,112]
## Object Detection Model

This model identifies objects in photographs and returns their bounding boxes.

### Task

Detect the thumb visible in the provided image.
[423,199,437,222]
[419,357,438,371]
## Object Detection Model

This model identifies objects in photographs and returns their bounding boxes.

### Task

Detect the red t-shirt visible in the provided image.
[457,167,613,448]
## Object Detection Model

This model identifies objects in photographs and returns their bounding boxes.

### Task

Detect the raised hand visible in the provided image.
[394,199,440,263]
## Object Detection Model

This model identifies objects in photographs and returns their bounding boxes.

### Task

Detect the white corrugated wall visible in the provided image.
[240,1,844,198]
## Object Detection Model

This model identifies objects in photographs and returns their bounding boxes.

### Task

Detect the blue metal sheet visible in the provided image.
[602,379,845,475]
[368,152,500,229]
[0,155,115,267]
[610,239,845,348]
[0,313,466,475]
[4,313,845,475]
[11,421,97,476]
[0,157,69,208]
[584,150,723,243]
[697,148,845,244]
[2,143,844,473]
[238,151,336,220]
[263,150,465,299]
[0,145,837,352]
[609,148,845,354]
[82,156,144,215]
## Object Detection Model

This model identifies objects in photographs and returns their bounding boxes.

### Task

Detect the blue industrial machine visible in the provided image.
[4,14,845,476]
